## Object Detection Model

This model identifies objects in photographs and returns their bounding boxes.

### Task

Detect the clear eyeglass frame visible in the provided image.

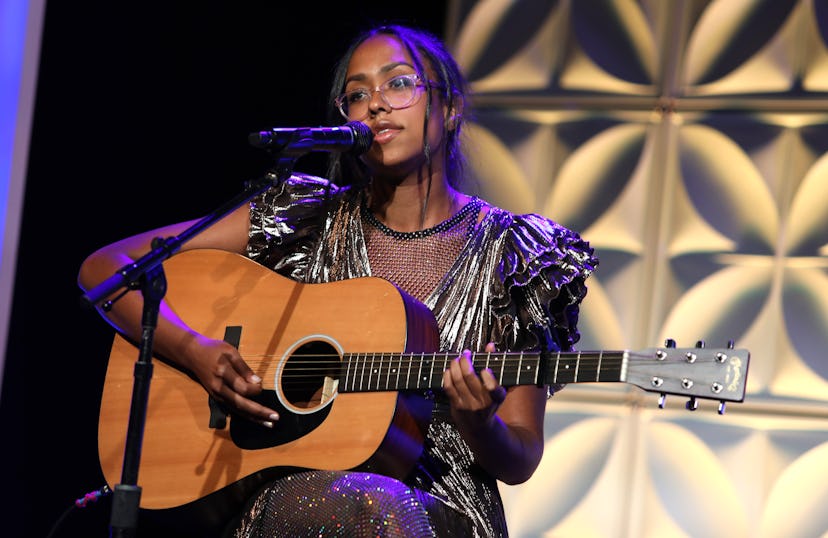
[335,73,432,121]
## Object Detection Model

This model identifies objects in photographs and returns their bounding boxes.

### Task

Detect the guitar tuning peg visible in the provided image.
[658,393,666,409]
[727,339,735,349]
[664,338,677,348]
[686,397,698,411]
[718,401,727,415]
[696,340,706,348]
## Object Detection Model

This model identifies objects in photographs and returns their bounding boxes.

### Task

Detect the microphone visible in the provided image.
[248,121,374,156]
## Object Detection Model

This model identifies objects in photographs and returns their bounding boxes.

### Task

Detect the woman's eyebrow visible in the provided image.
[345,62,415,85]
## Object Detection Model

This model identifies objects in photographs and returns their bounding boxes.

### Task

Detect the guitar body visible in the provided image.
[98,249,438,520]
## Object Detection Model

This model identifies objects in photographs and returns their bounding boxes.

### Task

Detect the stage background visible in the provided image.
[3,1,828,537]
[446,1,828,537]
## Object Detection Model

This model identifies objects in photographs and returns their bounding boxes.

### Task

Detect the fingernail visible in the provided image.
[268,413,280,422]
[261,421,273,428]
[251,375,262,383]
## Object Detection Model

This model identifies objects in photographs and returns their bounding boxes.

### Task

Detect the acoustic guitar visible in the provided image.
[97,248,749,527]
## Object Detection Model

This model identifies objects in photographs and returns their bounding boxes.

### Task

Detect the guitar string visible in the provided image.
[236,351,676,361]
[229,350,730,391]
[234,351,691,385]
[234,353,694,368]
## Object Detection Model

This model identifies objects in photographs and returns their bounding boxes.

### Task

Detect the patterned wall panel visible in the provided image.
[445,1,828,536]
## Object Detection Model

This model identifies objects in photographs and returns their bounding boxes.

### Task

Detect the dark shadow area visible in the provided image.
[0,2,447,536]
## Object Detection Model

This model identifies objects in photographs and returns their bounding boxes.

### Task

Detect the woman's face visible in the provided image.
[343,34,447,181]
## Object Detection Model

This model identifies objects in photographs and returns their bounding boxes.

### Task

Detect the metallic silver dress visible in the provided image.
[233,175,597,537]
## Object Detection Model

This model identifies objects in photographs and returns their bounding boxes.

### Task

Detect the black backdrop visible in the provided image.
[2,2,448,536]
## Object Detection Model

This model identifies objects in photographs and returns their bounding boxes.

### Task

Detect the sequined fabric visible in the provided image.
[241,174,598,537]
[234,471,471,537]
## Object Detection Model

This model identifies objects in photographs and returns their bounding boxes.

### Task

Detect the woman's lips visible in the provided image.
[373,126,400,144]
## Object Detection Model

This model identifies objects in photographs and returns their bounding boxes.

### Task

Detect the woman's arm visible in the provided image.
[77,204,282,427]
[442,348,547,485]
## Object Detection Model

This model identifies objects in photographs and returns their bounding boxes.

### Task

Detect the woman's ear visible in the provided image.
[445,112,460,132]
[444,100,464,132]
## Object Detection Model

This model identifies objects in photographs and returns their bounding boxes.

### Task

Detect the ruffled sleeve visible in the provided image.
[491,212,598,355]
[247,173,339,281]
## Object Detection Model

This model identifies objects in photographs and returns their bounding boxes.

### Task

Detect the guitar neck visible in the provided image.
[340,350,625,392]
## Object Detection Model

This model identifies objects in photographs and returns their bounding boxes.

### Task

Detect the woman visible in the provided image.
[79,24,597,537]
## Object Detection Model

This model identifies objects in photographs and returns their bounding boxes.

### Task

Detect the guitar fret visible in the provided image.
[344,354,353,391]
[371,353,378,391]
[429,352,436,388]
[379,353,386,389]
[417,353,424,389]
[369,354,374,390]
[517,351,524,385]
[351,353,360,392]
[359,353,367,391]
[596,350,602,382]
[574,350,580,381]
[395,353,402,390]
[553,351,561,383]
[386,354,392,389]
[384,353,390,390]
[533,353,539,385]
[378,353,387,391]
[371,353,378,390]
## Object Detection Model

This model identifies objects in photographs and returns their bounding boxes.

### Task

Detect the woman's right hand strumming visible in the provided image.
[78,205,281,428]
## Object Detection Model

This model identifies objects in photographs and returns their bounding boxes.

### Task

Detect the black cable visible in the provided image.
[45,485,112,538]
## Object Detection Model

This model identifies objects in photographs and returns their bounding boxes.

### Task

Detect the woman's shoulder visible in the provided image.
[478,202,598,282]
[479,202,589,248]
[252,173,357,212]
[281,173,347,197]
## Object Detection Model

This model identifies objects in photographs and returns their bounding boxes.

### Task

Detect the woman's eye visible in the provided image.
[347,90,369,103]
[388,76,416,90]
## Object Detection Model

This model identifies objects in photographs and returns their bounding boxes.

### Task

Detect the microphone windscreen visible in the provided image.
[344,121,374,155]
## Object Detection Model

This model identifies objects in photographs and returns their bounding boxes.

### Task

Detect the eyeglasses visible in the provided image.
[335,74,430,121]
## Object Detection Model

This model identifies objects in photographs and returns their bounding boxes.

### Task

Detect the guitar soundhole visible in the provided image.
[281,340,341,410]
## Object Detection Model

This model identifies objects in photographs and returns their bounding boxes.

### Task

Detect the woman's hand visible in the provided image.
[441,342,547,485]
[441,343,506,434]
[181,334,281,428]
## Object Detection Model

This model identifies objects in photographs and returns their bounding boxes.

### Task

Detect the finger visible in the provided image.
[452,351,493,408]
[481,368,507,404]
[459,351,480,384]
[484,342,497,353]
[217,386,281,427]
[222,353,263,397]
[442,369,457,398]
[451,351,481,395]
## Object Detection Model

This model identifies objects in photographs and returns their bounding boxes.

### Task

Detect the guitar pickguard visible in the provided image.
[230,389,332,449]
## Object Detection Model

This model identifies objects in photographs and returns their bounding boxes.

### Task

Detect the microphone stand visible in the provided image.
[82,154,299,538]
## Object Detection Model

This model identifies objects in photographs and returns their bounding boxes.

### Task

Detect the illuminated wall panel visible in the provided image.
[446,1,828,536]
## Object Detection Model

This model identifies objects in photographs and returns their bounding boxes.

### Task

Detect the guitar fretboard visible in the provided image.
[340,351,627,392]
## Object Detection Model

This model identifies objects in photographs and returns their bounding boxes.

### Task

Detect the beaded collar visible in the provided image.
[361,197,482,240]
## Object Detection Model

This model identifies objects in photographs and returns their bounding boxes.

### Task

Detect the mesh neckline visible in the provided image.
[361,197,482,240]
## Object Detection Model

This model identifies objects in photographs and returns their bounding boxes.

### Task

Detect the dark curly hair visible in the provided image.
[325,24,470,189]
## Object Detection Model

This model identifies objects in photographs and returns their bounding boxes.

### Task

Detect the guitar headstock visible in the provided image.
[625,339,749,414]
